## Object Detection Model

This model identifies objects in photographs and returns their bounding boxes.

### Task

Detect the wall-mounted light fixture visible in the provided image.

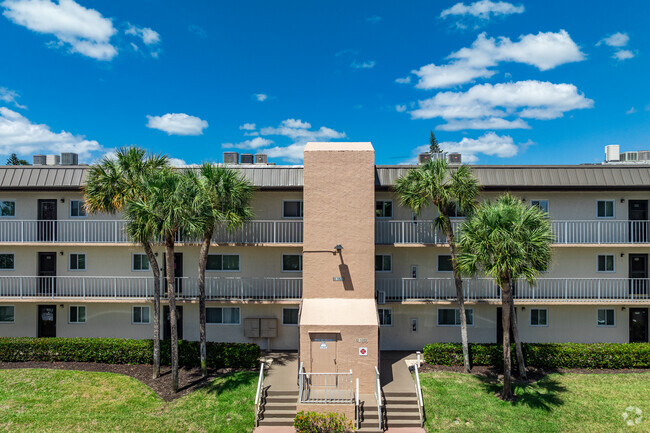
[59,251,64,256]
[60,198,65,203]
[622,306,626,311]
[620,198,625,203]
[621,253,625,258]
[521,306,526,310]
[333,244,343,254]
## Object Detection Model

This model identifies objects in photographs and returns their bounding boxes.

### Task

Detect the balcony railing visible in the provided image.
[0,220,303,244]
[376,220,650,245]
[0,276,302,300]
[376,278,650,303]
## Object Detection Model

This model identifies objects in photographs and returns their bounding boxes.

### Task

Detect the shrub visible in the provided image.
[0,337,260,369]
[423,343,650,369]
[294,411,355,433]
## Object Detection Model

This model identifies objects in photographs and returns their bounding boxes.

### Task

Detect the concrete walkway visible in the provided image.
[380,351,420,393]
[262,351,299,391]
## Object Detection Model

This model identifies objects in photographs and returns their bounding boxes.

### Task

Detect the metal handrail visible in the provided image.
[355,378,360,430]
[413,363,425,427]
[254,362,265,426]
[298,369,354,403]
[374,366,382,430]
[298,362,304,402]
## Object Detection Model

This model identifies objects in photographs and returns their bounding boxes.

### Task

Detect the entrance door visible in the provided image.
[629,200,648,243]
[629,308,648,343]
[496,307,515,345]
[38,305,56,337]
[163,253,183,294]
[310,333,338,373]
[163,305,183,340]
[629,254,648,297]
[37,199,57,242]
[38,252,57,295]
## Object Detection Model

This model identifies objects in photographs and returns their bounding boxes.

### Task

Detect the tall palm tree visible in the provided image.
[186,164,255,377]
[125,168,197,392]
[456,195,553,400]
[83,147,169,379]
[394,158,479,373]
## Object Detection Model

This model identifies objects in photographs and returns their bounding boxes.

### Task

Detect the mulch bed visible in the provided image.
[0,361,243,401]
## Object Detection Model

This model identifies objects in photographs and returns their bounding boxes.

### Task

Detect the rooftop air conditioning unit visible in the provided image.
[223,152,239,164]
[418,153,431,164]
[45,154,60,166]
[605,144,620,162]
[448,153,462,164]
[33,155,46,165]
[240,153,254,164]
[431,152,447,161]
[638,151,650,162]
[60,153,78,166]
[376,291,386,305]
[254,153,267,164]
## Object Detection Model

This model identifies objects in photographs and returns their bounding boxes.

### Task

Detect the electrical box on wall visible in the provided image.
[260,318,278,338]
[244,318,260,337]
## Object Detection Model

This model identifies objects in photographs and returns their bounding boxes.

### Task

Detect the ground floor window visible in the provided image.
[530,308,548,326]
[375,255,392,272]
[378,308,392,326]
[597,308,615,326]
[69,306,86,323]
[207,307,240,324]
[282,307,299,325]
[132,306,150,324]
[0,306,14,322]
[437,308,473,326]
[207,254,240,271]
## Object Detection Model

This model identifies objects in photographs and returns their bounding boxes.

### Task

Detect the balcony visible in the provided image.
[0,220,303,244]
[0,276,302,301]
[376,278,650,303]
[375,220,650,245]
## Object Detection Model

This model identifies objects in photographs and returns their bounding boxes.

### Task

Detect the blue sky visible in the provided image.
[0,0,648,165]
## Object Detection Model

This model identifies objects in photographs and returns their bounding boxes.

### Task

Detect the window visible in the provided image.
[69,253,86,271]
[282,308,299,325]
[444,204,465,218]
[375,201,393,218]
[530,200,549,214]
[530,308,548,326]
[437,255,453,272]
[411,265,418,279]
[597,309,615,327]
[69,306,86,324]
[0,254,15,270]
[438,308,473,326]
[282,254,302,272]
[597,255,615,272]
[132,306,150,324]
[133,254,150,271]
[597,200,615,218]
[206,307,240,324]
[378,308,392,326]
[207,254,240,271]
[283,200,303,218]
[0,306,14,323]
[375,255,392,272]
[0,200,15,217]
[70,200,87,218]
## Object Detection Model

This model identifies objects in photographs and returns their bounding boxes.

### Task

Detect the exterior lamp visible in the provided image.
[334,244,343,253]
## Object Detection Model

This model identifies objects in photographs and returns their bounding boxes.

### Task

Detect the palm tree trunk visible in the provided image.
[165,234,179,393]
[509,286,527,379]
[500,278,513,400]
[142,241,161,379]
[198,232,212,378]
[446,220,471,373]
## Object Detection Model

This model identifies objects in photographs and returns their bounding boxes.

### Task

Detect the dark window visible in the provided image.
[375,255,392,272]
[69,254,86,271]
[0,201,15,217]
[282,255,302,272]
[133,254,150,271]
[0,306,14,322]
[283,201,303,218]
[0,254,15,270]
[597,255,614,272]
[375,201,393,218]
[597,309,615,326]
[133,306,150,324]
[378,308,392,326]
[597,200,614,218]
[437,255,453,272]
[70,200,87,217]
[69,306,86,323]
[207,254,240,271]
[530,309,548,326]
[438,308,473,326]
[207,307,240,324]
[283,308,299,325]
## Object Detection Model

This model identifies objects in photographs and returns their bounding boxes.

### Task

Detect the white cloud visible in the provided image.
[440,1,524,19]
[437,117,529,131]
[351,60,376,69]
[598,32,629,48]
[254,93,268,102]
[0,87,26,109]
[0,107,102,159]
[410,131,519,163]
[626,107,637,115]
[222,137,273,150]
[125,23,159,45]
[2,0,117,61]
[366,15,381,23]
[395,76,411,84]
[281,118,311,129]
[395,105,407,112]
[412,31,585,89]
[239,123,256,131]
[613,49,634,61]
[146,113,208,136]
[168,157,188,167]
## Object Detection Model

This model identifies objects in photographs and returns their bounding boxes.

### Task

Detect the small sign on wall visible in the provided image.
[359,347,368,356]
[320,342,328,349]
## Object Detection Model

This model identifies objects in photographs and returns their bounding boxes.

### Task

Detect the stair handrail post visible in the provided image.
[374,366,382,430]
[355,378,360,430]
[298,361,304,403]
[414,363,425,427]
[254,361,265,426]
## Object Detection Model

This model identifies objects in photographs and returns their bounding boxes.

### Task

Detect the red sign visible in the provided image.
[359,347,368,356]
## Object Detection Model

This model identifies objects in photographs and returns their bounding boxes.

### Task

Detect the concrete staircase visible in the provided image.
[357,396,383,433]
[383,390,422,430]
[257,388,298,427]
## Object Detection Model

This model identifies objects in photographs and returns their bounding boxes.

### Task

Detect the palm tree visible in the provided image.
[394,158,479,373]
[456,195,553,400]
[125,168,197,392]
[185,164,254,377]
[83,147,169,379]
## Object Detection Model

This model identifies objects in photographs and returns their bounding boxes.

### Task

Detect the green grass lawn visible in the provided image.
[421,371,649,433]
[0,369,257,433]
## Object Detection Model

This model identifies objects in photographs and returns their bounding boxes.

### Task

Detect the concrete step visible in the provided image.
[385,411,421,421]
[262,410,297,419]
[258,418,294,427]
[385,403,419,411]
[384,395,417,404]
[385,418,423,428]
[266,389,298,396]
[263,404,297,412]
[356,427,382,433]
[384,391,417,398]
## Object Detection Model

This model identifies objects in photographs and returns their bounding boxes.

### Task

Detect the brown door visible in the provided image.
[163,305,183,341]
[37,199,57,242]
[38,305,56,337]
[629,254,648,296]
[629,200,648,243]
[162,253,183,294]
[629,308,648,343]
[310,333,338,373]
[38,252,57,295]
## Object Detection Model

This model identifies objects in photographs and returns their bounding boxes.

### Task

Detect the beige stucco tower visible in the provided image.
[299,142,379,397]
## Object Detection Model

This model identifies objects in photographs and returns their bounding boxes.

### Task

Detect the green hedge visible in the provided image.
[0,337,260,369]
[423,343,650,369]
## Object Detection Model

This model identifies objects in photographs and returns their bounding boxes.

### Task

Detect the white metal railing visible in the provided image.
[376,278,650,303]
[0,220,303,244]
[355,378,360,430]
[413,363,424,427]
[254,362,265,426]
[374,366,382,430]
[375,219,650,245]
[298,369,354,404]
[0,276,302,300]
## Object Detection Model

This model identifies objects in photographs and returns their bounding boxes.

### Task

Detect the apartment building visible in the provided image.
[0,142,649,389]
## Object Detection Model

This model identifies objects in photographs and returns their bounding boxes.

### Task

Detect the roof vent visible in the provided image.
[45,155,60,166]
[605,144,620,162]
[240,153,254,164]
[448,153,462,164]
[33,155,46,165]
[254,153,267,164]
[223,152,239,165]
[60,153,78,166]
